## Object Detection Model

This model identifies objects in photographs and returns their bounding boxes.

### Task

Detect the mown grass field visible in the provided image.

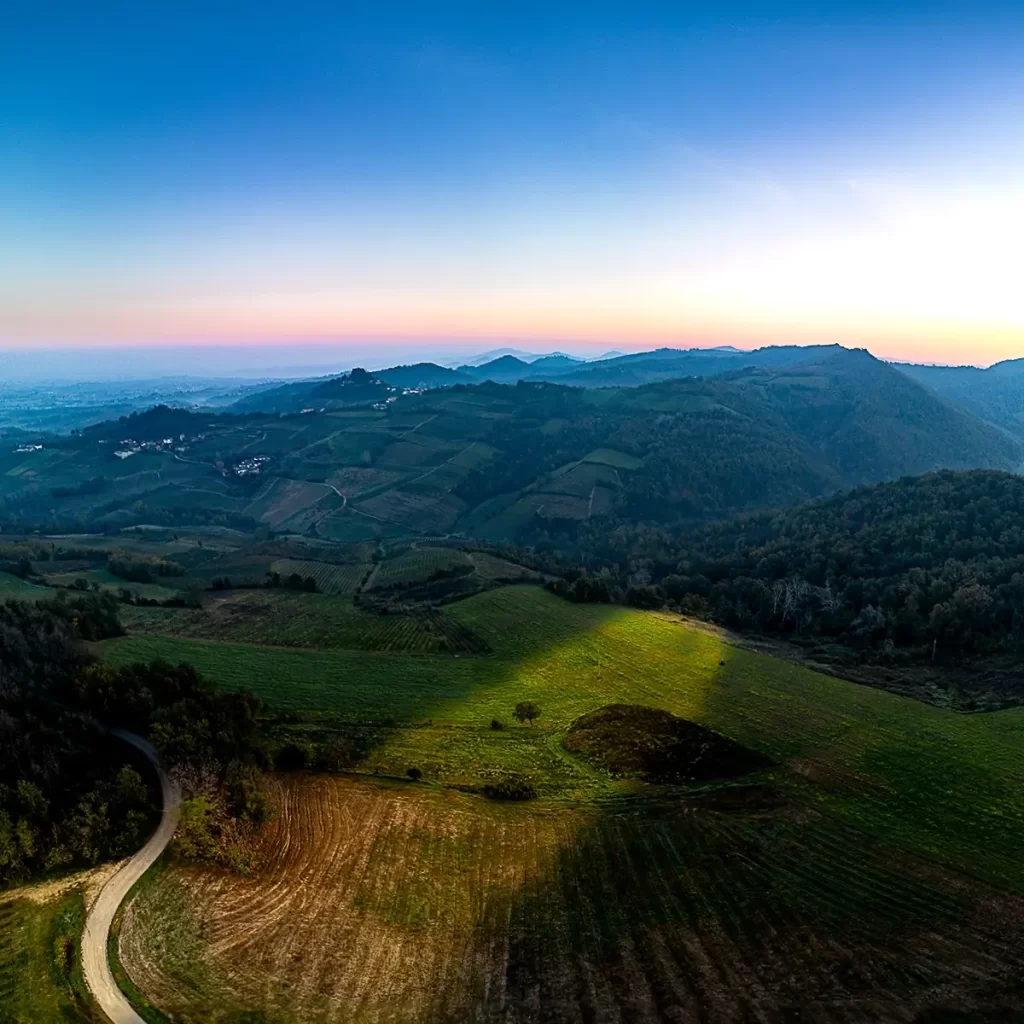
[468,551,542,583]
[0,888,98,1023]
[103,585,1024,893]
[582,447,643,470]
[43,568,184,602]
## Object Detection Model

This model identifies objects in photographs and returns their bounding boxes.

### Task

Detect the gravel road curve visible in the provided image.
[81,730,180,1023]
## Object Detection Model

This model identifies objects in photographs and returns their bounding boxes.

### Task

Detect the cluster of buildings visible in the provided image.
[111,432,205,460]
[233,455,270,476]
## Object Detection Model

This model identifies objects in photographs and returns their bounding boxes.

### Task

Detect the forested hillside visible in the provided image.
[562,470,1024,683]
[647,351,1010,506]
[445,348,1020,535]
[0,592,268,887]
[900,358,1024,438]
[231,367,396,414]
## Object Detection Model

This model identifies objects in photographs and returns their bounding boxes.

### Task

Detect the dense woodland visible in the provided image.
[544,471,1024,664]
[0,594,267,887]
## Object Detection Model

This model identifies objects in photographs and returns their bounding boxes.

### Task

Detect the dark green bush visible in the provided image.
[483,777,537,801]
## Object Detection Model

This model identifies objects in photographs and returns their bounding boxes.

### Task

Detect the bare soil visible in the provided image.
[120,775,1024,1023]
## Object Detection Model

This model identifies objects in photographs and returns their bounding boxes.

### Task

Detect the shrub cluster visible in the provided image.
[482,777,538,801]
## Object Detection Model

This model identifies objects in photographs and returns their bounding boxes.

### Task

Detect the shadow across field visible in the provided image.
[483,791,1024,1024]
[106,586,1024,1021]
[118,773,1024,1024]
[102,586,1024,888]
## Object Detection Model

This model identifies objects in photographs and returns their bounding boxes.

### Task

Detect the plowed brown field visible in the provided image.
[119,775,1024,1023]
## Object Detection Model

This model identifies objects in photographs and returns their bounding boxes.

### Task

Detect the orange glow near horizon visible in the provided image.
[3,170,1022,367]
[5,6,1024,370]
[3,286,1021,367]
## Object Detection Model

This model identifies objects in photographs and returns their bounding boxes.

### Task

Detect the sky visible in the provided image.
[2,1,1024,371]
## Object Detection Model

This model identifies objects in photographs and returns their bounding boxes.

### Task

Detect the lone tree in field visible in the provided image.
[513,701,541,726]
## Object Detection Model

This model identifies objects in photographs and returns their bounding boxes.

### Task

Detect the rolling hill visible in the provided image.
[898,358,1024,438]
[455,354,537,382]
[520,343,845,387]
[569,468,1024,705]
[5,353,1024,1024]
[99,585,1024,1021]
[730,347,1021,483]
[2,348,1018,540]
[438,347,1021,533]
[231,367,397,414]
[375,362,474,389]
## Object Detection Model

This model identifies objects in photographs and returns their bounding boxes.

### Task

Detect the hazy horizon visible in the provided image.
[0,337,1007,384]
[4,2,1024,367]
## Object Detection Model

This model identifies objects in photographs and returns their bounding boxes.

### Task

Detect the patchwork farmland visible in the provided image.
[9,368,1024,1024]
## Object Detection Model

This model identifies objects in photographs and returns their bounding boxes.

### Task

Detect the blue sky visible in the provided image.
[2,1,1023,366]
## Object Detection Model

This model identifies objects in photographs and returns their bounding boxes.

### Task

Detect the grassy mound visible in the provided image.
[563,703,771,782]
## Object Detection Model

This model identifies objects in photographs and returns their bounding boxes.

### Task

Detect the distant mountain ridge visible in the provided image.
[896,359,1024,439]
[226,348,1024,507]
[7,346,1019,540]
[233,343,857,413]
[455,354,535,382]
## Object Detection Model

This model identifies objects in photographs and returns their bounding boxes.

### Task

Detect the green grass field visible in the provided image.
[119,589,478,655]
[582,447,643,470]
[315,507,404,542]
[102,585,1024,892]
[0,889,98,1023]
[43,568,184,602]
[0,571,49,599]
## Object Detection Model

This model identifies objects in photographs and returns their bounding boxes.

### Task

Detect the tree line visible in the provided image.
[538,471,1024,664]
[0,592,268,887]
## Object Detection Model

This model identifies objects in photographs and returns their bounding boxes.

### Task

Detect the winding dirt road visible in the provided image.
[81,730,180,1024]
